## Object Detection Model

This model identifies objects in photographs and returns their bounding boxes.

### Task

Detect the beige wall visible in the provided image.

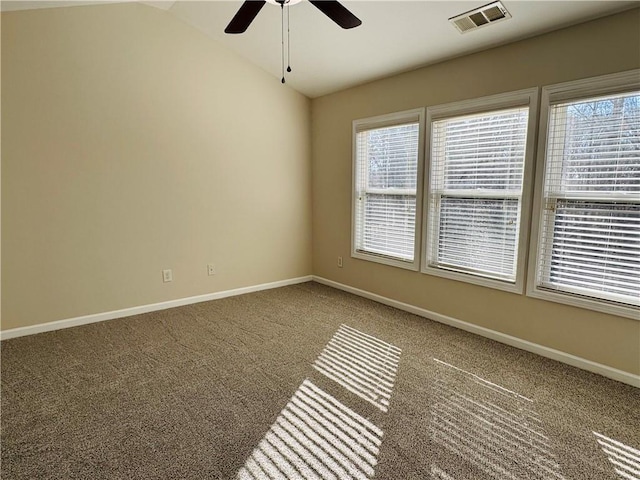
[311,9,640,375]
[1,3,312,330]
[2,4,639,375]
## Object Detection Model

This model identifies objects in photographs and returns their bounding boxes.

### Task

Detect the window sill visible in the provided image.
[526,286,640,320]
[421,264,524,294]
[351,251,419,271]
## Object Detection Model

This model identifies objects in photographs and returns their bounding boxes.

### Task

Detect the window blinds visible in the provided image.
[537,92,640,306]
[428,107,529,281]
[354,122,419,261]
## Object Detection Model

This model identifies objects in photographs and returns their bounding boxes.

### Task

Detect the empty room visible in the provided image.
[1,1,639,479]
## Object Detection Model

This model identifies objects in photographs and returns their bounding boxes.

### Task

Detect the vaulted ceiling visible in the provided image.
[2,1,637,97]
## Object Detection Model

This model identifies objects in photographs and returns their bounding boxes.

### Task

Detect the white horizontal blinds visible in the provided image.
[429,107,529,281]
[437,198,519,278]
[544,92,640,195]
[362,194,417,259]
[434,109,527,192]
[538,91,640,306]
[355,122,419,261]
[541,202,639,302]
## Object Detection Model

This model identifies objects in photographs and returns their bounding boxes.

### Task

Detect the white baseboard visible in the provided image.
[312,276,640,388]
[0,276,313,341]
[3,274,637,388]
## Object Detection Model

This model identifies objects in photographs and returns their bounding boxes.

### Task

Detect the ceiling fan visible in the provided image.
[224,0,362,34]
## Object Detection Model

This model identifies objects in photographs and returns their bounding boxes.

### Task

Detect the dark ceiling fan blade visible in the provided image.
[309,0,362,29]
[225,1,267,34]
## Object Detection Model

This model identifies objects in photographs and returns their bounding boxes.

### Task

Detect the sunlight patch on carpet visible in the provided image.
[594,431,640,480]
[429,358,565,480]
[237,379,383,480]
[312,324,401,412]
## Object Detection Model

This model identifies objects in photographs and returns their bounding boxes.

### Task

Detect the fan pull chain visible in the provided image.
[286,4,291,73]
[281,3,285,83]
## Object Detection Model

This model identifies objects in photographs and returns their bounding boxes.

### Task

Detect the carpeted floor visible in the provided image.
[1,282,638,479]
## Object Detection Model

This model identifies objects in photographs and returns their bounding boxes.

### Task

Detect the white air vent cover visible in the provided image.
[449,1,511,34]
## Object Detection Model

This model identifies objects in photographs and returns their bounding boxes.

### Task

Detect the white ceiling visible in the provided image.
[2,1,637,97]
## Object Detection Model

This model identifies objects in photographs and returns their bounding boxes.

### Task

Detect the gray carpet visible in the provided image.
[1,282,638,479]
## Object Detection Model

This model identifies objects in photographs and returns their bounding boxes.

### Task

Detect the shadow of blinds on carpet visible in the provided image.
[236,325,402,479]
[429,358,565,480]
[236,379,383,480]
[593,431,640,480]
[312,324,401,412]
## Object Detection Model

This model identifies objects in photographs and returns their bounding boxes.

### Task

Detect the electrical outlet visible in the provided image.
[337,256,343,268]
[207,264,216,276]
[162,269,173,283]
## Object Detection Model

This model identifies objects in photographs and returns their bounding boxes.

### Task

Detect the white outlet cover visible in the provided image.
[163,269,173,282]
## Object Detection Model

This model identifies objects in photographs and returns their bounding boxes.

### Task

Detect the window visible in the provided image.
[529,71,640,318]
[423,89,538,292]
[352,109,424,270]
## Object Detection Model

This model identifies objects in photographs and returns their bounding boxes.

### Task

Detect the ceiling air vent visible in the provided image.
[449,1,511,34]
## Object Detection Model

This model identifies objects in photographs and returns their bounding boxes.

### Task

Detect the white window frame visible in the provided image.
[351,108,425,270]
[527,70,640,319]
[421,88,539,293]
